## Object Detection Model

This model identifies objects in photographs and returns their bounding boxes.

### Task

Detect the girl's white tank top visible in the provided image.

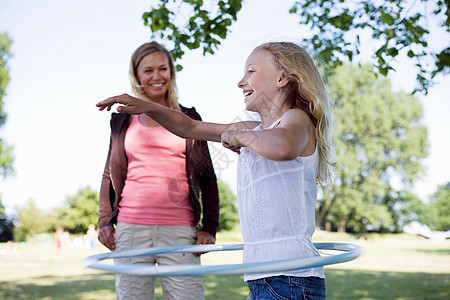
[237,119,325,281]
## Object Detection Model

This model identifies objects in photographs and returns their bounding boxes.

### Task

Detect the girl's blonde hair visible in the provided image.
[129,42,180,110]
[256,42,334,183]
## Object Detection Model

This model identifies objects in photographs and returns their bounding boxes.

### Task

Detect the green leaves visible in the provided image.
[0,140,14,178]
[290,0,449,94]
[422,182,450,231]
[142,0,243,69]
[216,179,239,232]
[57,186,99,233]
[0,32,13,178]
[14,199,58,242]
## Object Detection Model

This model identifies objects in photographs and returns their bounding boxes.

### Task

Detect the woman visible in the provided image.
[98,41,219,300]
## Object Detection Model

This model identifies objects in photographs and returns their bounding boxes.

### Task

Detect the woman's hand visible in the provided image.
[98,225,115,251]
[194,231,216,257]
[96,93,151,114]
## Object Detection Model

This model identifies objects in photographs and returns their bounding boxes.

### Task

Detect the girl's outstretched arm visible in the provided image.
[96,94,259,142]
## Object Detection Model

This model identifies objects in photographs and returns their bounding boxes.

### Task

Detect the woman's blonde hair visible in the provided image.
[129,41,180,110]
[256,42,334,183]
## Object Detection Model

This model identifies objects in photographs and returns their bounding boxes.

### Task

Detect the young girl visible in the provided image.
[97,41,333,300]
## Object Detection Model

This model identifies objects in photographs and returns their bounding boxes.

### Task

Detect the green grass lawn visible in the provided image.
[0,229,448,299]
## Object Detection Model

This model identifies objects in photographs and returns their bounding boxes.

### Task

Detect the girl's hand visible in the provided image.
[221,130,241,154]
[96,94,150,114]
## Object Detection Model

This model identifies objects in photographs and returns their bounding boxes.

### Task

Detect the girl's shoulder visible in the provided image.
[280,108,312,126]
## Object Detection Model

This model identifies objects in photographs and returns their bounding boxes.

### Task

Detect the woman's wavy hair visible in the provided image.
[255,41,335,183]
[129,41,180,110]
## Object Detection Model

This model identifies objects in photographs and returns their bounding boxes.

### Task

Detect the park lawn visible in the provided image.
[0,229,448,299]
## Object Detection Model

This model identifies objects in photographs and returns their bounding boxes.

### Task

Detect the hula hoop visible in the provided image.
[83,243,360,277]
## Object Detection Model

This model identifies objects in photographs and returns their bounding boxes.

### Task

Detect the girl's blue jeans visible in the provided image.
[247,276,326,300]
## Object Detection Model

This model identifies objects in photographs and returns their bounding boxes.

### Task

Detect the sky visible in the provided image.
[0,0,449,215]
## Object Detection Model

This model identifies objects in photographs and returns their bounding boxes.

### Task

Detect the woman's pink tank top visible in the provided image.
[118,115,194,226]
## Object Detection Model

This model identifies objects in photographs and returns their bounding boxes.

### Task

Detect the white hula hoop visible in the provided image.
[83,242,360,277]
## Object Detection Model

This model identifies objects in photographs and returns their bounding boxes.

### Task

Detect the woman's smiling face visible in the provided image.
[136,51,171,104]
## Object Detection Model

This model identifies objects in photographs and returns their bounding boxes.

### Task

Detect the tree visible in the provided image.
[290,0,449,94]
[0,32,14,177]
[217,179,239,231]
[13,199,57,242]
[143,0,242,70]
[56,186,99,233]
[317,63,429,233]
[0,199,14,242]
[0,32,14,241]
[143,0,448,93]
[392,190,428,229]
[419,182,450,231]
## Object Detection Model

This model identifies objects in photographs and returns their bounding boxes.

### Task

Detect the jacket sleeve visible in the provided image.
[98,134,114,229]
[198,139,220,237]
[190,109,220,237]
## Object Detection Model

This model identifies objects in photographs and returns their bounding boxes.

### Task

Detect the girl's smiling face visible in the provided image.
[238,49,283,113]
[136,51,171,104]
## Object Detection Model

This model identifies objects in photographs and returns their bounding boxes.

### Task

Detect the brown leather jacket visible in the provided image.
[98,106,220,237]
